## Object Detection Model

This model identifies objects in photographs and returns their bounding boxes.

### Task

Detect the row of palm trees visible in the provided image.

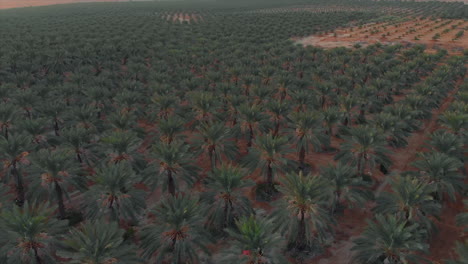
[0,1,466,263]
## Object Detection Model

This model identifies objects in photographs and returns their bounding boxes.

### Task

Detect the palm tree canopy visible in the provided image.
[352,214,429,264]
[57,220,141,264]
[140,194,211,263]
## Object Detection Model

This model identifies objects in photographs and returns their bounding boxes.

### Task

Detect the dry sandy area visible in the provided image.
[296,18,467,54]
[0,0,138,9]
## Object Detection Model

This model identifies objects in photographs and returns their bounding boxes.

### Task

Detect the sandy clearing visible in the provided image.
[295,18,467,54]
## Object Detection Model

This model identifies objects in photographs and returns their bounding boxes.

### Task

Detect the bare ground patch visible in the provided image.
[295,17,467,54]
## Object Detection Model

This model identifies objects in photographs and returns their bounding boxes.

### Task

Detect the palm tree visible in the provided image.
[0,183,11,210]
[82,162,146,222]
[29,148,84,219]
[271,172,333,252]
[0,202,67,264]
[288,111,325,172]
[238,103,268,148]
[157,115,186,144]
[57,220,140,264]
[335,125,392,178]
[192,122,237,171]
[242,133,292,194]
[151,141,199,196]
[16,118,48,146]
[201,164,254,233]
[321,162,373,213]
[322,106,341,137]
[140,194,211,263]
[100,130,142,164]
[374,175,441,231]
[352,214,429,264]
[220,215,287,264]
[0,103,18,140]
[446,201,468,264]
[439,111,468,135]
[60,126,95,165]
[373,113,410,147]
[266,101,289,137]
[429,130,465,160]
[0,134,31,206]
[412,152,464,201]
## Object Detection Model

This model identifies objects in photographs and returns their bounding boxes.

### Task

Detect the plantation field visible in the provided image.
[0,1,467,264]
[296,17,468,54]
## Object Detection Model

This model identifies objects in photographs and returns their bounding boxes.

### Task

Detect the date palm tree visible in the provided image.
[157,115,186,144]
[412,152,464,201]
[321,162,373,213]
[335,125,392,178]
[242,133,292,193]
[151,141,199,196]
[0,134,32,206]
[60,126,95,165]
[29,148,84,219]
[140,194,211,263]
[352,214,429,264]
[82,162,146,223]
[288,111,325,172]
[0,202,67,264]
[271,172,333,252]
[428,130,465,161]
[374,175,441,231]
[0,103,18,140]
[220,215,287,264]
[192,122,237,171]
[201,164,254,233]
[57,220,141,264]
[238,103,268,148]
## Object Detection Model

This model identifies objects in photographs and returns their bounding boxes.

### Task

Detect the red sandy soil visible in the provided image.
[0,0,136,10]
[296,18,467,54]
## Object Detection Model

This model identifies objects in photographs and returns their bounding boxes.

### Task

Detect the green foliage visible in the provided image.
[335,125,392,177]
[201,164,254,233]
[83,162,146,222]
[220,215,287,264]
[374,176,441,231]
[352,214,429,264]
[58,220,140,264]
[271,172,333,252]
[0,202,67,264]
[140,195,211,263]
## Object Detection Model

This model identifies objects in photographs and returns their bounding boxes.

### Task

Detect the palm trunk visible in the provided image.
[76,149,83,164]
[266,161,273,187]
[296,210,306,250]
[54,118,60,136]
[298,146,306,171]
[54,181,66,219]
[3,124,8,140]
[12,163,25,207]
[167,170,175,196]
[33,246,42,264]
[247,124,254,148]
[273,119,280,137]
[209,148,216,171]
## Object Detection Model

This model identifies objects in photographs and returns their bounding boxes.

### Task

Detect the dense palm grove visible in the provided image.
[0,0,467,263]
